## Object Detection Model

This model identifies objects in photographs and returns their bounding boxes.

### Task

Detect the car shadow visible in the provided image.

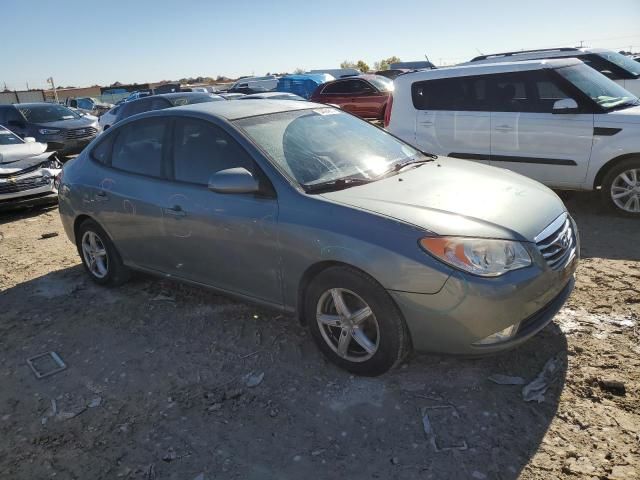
[1,265,568,479]
[563,191,640,261]
[0,203,57,226]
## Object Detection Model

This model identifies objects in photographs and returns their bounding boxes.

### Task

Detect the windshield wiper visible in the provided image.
[303,177,372,193]
[375,156,435,180]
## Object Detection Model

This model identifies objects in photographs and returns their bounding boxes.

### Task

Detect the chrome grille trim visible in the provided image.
[64,127,98,140]
[535,213,576,271]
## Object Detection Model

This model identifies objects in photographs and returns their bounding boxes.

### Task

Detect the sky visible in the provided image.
[3,0,640,90]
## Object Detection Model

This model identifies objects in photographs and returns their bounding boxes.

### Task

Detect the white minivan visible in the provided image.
[387,58,640,216]
[463,47,640,97]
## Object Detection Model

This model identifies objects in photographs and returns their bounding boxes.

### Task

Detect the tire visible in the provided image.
[304,266,410,376]
[76,219,129,286]
[602,157,640,217]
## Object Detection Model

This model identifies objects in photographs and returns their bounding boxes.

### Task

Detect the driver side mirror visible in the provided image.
[552,98,579,114]
[208,167,260,194]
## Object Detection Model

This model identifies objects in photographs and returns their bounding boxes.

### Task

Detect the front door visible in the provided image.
[162,117,282,305]
[488,70,593,188]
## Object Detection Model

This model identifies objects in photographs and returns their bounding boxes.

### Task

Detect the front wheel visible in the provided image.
[602,158,640,216]
[305,266,410,376]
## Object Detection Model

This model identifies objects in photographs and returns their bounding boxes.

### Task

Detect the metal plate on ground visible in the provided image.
[26,351,66,379]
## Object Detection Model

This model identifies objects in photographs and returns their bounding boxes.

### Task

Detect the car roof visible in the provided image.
[10,102,60,108]
[155,99,322,120]
[396,58,583,83]
[465,47,614,65]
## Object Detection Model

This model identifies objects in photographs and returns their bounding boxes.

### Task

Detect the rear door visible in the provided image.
[411,75,491,162]
[90,117,176,271]
[162,117,282,304]
[488,70,593,187]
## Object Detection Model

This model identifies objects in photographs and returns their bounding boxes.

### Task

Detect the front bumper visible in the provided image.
[45,136,96,156]
[390,254,577,355]
[0,172,59,211]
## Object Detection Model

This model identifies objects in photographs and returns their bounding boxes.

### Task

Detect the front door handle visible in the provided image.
[495,125,513,131]
[163,205,186,217]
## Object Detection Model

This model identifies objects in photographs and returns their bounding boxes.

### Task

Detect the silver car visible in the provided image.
[58,100,578,375]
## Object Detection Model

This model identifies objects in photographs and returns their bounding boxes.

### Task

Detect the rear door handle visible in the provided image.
[95,190,108,201]
[495,125,513,131]
[163,205,186,217]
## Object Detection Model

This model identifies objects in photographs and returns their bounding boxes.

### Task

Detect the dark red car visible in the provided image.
[310,75,394,121]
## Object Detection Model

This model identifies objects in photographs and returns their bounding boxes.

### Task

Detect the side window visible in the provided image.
[350,80,373,94]
[111,118,167,177]
[411,76,488,111]
[5,108,24,125]
[580,54,626,80]
[172,118,254,185]
[322,82,349,94]
[150,98,170,110]
[488,71,572,113]
[90,134,115,165]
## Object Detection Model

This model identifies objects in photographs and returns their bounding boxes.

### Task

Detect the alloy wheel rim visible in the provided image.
[611,168,640,213]
[81,231,109,279]
[316,288,379,362]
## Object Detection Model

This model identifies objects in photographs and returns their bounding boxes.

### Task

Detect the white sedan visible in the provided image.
[0,126,62,211]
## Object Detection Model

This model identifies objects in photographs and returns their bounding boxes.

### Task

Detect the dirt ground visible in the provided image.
[0,192,638,480]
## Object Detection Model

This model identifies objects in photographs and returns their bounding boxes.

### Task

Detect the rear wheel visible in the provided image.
[602,158,640,217]
[76,219,129,286]
[305,266,410,376]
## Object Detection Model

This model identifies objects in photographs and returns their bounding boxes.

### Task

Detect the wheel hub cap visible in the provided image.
[81,231,109,279]
[611,168,640,213]
[316,288,379,363]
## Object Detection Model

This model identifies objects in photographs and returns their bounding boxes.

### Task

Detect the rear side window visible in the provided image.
[411,76,488,111]
[111,118,167,177]
[91,135,115,164]
[322,82,350,94]
[172,118,254,185]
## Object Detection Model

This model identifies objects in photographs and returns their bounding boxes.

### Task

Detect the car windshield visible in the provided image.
[235,108,424,190]
[18,104,80,123]
[367,76,394,92]
[168,94,224,106]
[556,63,639,110]
[596,51,640,77]
[0,128,23,145]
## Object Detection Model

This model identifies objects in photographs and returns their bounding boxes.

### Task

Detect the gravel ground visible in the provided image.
[0,192,638,480]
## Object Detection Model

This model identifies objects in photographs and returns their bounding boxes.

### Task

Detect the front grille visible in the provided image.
[535,214,577,271]
[0,176,50,194]
[64,127,98,140]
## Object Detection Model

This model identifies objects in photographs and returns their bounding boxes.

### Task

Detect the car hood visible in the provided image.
[599,104,640,124]
[320,158,566,242]
[0,142,48,164]
[0,151,53,174]
[31,117,96,130]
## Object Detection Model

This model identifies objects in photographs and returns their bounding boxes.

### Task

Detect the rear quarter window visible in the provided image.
[411,76,488,111]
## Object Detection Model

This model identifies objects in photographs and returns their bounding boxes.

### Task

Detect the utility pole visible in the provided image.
[46,77,58,103]
[26,81,29,90]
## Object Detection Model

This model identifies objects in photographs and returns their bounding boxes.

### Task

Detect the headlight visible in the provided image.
[420,237,531,277]
[39,128,61,135]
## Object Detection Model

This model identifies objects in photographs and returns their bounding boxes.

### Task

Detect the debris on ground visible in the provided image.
[522,354,563,403]
[87,397,102,408]
[151,293,175,302]
[598,378,626,396]
[40,232,59,239]
[162,447,178,462]
[488,374,526,385]
[245,371,264,388]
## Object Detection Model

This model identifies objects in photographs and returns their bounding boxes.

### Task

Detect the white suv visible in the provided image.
[462,47,640,97]
[387,58,640,216]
